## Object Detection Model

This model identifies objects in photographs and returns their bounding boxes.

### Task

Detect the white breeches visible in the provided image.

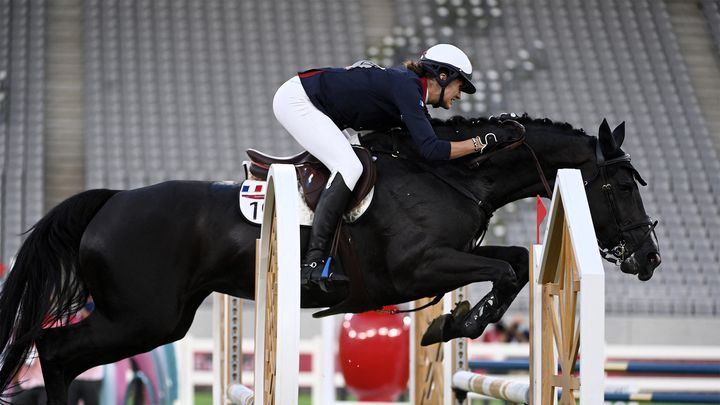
[272,75,363,190]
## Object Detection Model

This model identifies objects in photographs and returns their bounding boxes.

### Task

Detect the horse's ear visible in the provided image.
[612,121,625,148]
[598,118,618,155]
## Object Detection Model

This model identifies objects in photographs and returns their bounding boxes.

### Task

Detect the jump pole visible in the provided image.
[215,163,301,405]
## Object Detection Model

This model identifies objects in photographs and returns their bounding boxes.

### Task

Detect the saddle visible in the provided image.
[246,146,377,317]
[246,146,376,211]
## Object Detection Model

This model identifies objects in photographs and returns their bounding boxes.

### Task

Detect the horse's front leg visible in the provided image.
[420,245,529,346]
[471,245,530,322]
[393,246,517,345]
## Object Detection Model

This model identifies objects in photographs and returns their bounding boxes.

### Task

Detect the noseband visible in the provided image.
[587,140,658,265]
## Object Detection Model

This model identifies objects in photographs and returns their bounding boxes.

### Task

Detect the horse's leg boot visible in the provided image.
[301,172,352,292]
[459,290,502,338]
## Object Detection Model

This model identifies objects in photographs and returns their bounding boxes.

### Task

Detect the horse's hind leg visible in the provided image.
[35,308,183,405]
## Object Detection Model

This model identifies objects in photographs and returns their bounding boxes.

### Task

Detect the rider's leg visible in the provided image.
[301,172,353,283]
[273,76,362,289]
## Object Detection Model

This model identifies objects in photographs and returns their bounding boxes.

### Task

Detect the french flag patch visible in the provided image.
[241,184,265,194]
[239,180,267,224]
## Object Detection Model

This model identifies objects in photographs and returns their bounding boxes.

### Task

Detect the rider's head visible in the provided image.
[418,44,476,108]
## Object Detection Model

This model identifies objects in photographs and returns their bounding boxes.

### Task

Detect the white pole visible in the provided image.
[452,371,530,403]
[321,316,337,404]
[254,164,301,405]
[531,244,543,405]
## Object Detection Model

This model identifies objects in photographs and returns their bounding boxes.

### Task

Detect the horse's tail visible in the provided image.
[0,188,119,394]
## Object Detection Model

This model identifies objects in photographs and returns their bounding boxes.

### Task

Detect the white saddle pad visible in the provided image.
[239,180,374,226]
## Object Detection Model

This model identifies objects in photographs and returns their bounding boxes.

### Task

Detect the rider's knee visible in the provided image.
[338,158,363,190]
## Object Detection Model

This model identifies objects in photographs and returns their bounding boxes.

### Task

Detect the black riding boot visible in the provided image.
[302,172,353,291]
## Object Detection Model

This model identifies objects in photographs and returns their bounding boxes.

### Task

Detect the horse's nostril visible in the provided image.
[647,252,661,266]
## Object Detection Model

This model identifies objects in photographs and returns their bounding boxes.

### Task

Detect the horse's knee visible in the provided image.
[492,264,519,300]
[505,246,529,280]
[506,246,529,264]
[499,263,517,284]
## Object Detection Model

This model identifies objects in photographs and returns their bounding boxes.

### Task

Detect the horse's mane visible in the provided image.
[362,113,592,163]
[429,113,589,138]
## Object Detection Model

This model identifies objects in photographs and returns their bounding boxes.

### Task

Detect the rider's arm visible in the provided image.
[393,81,479,160]
[393,81,451,160]
[450,139,479,159]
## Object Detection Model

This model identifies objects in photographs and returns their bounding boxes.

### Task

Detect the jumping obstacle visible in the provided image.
[411,169,605,405]
[213,164,301,405]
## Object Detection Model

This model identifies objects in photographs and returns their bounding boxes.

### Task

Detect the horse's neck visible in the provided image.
[486,124,596,208]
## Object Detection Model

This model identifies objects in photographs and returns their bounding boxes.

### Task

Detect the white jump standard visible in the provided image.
[215,164,302,405]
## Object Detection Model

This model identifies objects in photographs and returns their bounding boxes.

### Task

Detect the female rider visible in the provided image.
[273,44,488,291]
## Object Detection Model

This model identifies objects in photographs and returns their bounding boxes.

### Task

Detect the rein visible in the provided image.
[365,132,494,218]
[465,120,553,198]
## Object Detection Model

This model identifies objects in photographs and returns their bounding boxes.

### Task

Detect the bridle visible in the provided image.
[479,119,658,265]
[586,139,658,265]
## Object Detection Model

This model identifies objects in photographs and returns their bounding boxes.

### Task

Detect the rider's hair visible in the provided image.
[403,60,449,78]
[403,60,430,77]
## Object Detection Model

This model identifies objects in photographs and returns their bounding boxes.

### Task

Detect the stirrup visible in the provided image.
[301,258,326,285]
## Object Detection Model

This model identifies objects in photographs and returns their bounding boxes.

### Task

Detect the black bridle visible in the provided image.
[481,120,658,265]
[587,139,658,265]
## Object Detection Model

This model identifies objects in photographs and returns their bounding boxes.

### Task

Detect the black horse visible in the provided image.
[0,115,660,404]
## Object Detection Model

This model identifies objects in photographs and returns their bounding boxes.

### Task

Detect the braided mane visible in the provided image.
[431,113,589,137]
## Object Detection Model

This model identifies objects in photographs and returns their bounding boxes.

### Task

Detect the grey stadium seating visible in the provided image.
[1,0,718,316]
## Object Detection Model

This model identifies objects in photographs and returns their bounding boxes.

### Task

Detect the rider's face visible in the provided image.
[441,78,463,109]
[427,75,463,109]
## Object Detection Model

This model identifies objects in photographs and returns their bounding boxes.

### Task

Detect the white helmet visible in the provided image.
[420,44,476,94]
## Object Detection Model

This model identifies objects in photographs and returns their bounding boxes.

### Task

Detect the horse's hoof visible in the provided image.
[421,314,452,346]
[451,300,471,319]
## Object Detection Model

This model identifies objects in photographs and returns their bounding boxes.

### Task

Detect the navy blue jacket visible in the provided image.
[298,63,451,161]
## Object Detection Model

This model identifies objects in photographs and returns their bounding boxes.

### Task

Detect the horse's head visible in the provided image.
[585,119,661,281]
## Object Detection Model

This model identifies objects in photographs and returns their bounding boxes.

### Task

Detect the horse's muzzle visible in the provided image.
[621,249,661,281]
